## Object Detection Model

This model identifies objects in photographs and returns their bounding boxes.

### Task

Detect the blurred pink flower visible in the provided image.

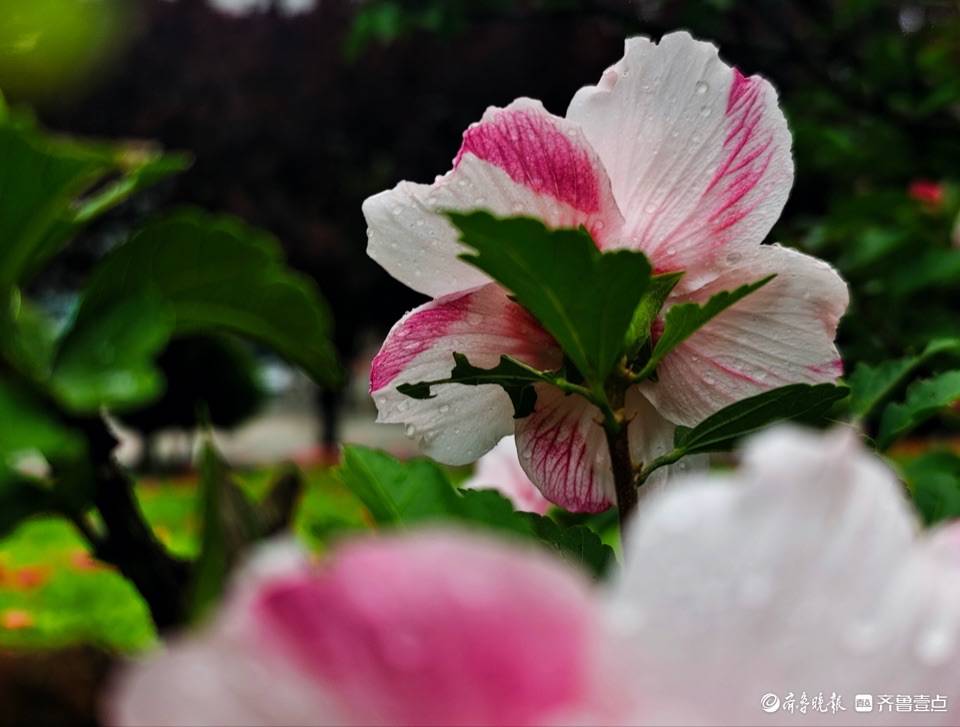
[909,179,945,207]
[107,532,599,727]
[108,428,960,726]
[604,426,960,725]
[365,32,847,512]
[462,436,551,514]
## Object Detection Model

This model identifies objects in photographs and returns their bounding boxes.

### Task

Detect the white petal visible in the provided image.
[567,32,793,293]
[370,284,561,465]
[462,435,551,514]
[365,98,624,297]
[641,243,848,427]
[607,426,922,725]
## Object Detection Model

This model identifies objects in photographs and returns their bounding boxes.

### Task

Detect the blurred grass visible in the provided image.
[0,464,367,652]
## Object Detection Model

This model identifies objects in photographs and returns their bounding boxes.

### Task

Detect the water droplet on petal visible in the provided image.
[726,251,743,265]
[700,105,712,117]
[438,404,450,415]
[404,423,417,438]
[466,312,483,325]
[844,621,881,654]
[695,80,709,95]
[916,627,953,666]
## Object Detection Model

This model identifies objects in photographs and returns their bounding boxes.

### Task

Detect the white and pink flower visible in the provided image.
[462,435,551,515]
[108,428,960,726]
[107,532,601,727]
[365,32,848,512]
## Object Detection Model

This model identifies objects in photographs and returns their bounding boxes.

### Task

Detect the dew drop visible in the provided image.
[466,313,483,325]
[594,220,605,231]
[703,375,716,385]
[391,206,402,216]
[666,246,677,256]
[438,404,450,415]
[916,627,953,666]
[403,423,417,438]
[700,105,712,117]
[695,80,709,95]
[844,621,881,654]
[404,341,419,350]
[726,251,743,265]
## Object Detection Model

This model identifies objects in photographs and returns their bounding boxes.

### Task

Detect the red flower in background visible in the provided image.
[909,179,945,208]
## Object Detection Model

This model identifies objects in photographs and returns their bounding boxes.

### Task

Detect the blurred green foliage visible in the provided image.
[0,0,135,103]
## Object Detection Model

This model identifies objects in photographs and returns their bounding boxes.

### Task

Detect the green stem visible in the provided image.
[636,447,686,486]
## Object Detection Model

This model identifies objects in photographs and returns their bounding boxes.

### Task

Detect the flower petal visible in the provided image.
[513,387,687,513]
[608,426,921,725]
[625,388,708,502]
[567,32,793,292]
[462,435,551,515]
[253,531,597,727]
[365,98,624,297]
[514,385,615,513]
[640,244,848,427]
[370,283,561,465]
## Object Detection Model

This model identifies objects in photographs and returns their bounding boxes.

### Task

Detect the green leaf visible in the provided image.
[72,210,342,388]
[878,370,960,448]
[0,109,188,288]
[336,444,614,578]
[523,513,614,578]
[1,289,59,379]
[448,212,651,386]
[0,469,55,539]
[848,338,960,420]
[336,445,460,524]
[190,440,260,619]
[674,383,850,455]
[49,294,175,412]
[635,275,775,380]
[623,271,683,358]
[398,353,568,419]
[0,377,82,461]
[901,451,960,527]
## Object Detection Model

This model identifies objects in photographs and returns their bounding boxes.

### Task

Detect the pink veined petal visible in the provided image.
[252,531,598,727]
[606,426,923,726]
[640,243,849,428]
[514,385,615,513]
[370,283,562,465]
[513,387,689,514]
[462,435,551,515]
[364,98,624,298]
[567,32,793,293]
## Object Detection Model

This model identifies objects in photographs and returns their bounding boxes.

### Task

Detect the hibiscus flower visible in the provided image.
[107,533,601,727]
[365,32,848,512]
[108,428,960,726]
[462,435,551,515]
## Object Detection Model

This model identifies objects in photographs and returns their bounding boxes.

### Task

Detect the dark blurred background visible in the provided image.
[5,0,960,456]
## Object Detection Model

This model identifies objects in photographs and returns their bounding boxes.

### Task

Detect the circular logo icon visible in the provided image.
[761,693,781,713]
